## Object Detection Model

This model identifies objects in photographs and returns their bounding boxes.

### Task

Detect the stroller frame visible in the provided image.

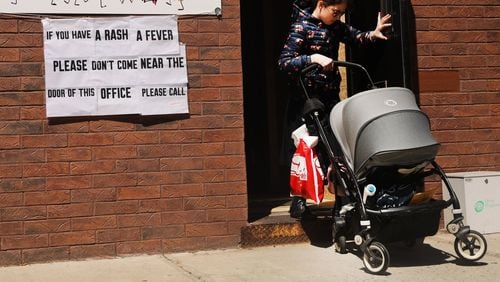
[298,62,488,274]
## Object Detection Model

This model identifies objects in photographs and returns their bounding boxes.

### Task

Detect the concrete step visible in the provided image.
[242,194,336,248]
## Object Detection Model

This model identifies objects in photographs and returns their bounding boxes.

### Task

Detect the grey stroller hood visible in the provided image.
[329,87,440,177]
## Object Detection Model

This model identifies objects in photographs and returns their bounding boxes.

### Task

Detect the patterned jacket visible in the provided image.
[278,0,374,106]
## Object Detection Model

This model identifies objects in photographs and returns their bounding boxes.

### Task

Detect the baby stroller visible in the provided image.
[298,62,488,274]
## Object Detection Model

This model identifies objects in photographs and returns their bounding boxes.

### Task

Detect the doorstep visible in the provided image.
[242,190,335,248]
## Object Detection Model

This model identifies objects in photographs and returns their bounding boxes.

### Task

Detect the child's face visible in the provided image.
[319,2,347,25]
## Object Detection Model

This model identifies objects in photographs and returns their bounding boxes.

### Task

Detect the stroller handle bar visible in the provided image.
[301,60,377,90]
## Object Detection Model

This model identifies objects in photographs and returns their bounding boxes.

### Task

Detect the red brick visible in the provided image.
[220,60,242,73]
[93,145,137,160]
[117,186,161,200]
[203,156,245,169]
[1,206,46,221]
[204,182,247,196]
[182,170,225,184]
[0,136,20,149]
[198,19,240,33]
[0,149,45,164]
[0,192,23,207]
[188,88,221,102]
[182,143,224,157]
[185,222,227,237]
[0,92,44,106]
[47,148,91,162]
[161,184,204,198]
[71,188,116,203]
[24,219,71,235]
[181,33,219,46]
[47,203,93,219]
[178,19,197,33]
[93,173,137,188]
[96,228,141,243]
[94,201,140,215]
[201,74,242,87]
[47,176,91,190]
[0,250,21,266]
[89,120,135,132]
[224,142,245,155]
[0,120,42,134]
[21,77,44,91]
[68,133,114,146]
[434,93,471,105]
[49,231,95,246]
[1,234,48,250]
[25,191,70,206]
[20,48,43,62]
[116,240,162,255]
[117,213,162,228]
[137,144,182,158]
[0,164,22,178]
[71,216,117,231]
[138,198,183,213]
[22,247,69,264]
[141,225,184,240]
[188,60,220,74]
[0,222,23,236]
[472,117,500,129]
[0,48,19,62]
[160,158,204,171]
[184,196,226,210]
[114,132,158,145]
[207,208,247,222]
[45,121,89,133]
[203,129,244,142]
[70,160,116,175]
[69,244,116,259]
[226,195,247,208]
[206,235,240,249]
[20,106,45,120]
[419,71,460,93]
[18,20,42,33]
[228,221,247,235]
[161,210,206,225]
[137,172,182,186]
[116,159,160,173]
[179,116,224,129]
[0,107,19,120]
[219,33,241,46]
[225,169,246,181]
[23,162,70,177]
[159,130,202,143]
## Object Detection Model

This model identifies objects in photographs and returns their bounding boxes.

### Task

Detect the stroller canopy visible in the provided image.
[329,87,440,177]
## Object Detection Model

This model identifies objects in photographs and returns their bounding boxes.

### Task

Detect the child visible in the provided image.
[278,0,391,218]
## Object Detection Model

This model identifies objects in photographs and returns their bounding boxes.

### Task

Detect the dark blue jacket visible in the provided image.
[278,0,373,105]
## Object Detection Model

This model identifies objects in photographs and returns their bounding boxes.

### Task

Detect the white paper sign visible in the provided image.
[1,0,222,15]
[43,16,189,117]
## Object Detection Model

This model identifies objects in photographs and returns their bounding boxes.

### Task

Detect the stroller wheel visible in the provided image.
[454,230,487,262]
[334,235,347,254]
[363,242,389,274]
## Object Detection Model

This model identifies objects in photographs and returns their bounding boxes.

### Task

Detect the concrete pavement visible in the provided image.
[1,232,499,281]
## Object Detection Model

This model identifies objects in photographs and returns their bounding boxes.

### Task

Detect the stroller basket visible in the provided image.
[366,200,448,243]
[329,87,440,178]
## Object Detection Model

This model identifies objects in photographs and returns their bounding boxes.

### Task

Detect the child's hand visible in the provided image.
[371,12,392,40]
[310,54,333,70]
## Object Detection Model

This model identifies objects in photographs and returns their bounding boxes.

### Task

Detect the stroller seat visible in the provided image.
[329,87,440,178]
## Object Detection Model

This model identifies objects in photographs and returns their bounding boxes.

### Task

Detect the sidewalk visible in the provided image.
[1,232,499,282]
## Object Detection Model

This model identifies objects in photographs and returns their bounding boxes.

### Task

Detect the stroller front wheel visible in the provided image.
[454,230,487,262]
[363,242,389,274]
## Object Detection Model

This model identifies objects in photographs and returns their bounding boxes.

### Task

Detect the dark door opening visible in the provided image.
[240,1,294,220]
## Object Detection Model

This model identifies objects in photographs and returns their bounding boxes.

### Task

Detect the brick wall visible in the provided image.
[0,0,246,266]
[412,0,500,191]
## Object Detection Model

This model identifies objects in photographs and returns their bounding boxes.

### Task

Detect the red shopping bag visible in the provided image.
[290,139,324,204]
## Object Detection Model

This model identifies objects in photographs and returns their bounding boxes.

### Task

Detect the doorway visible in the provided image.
[240,1,294,220]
